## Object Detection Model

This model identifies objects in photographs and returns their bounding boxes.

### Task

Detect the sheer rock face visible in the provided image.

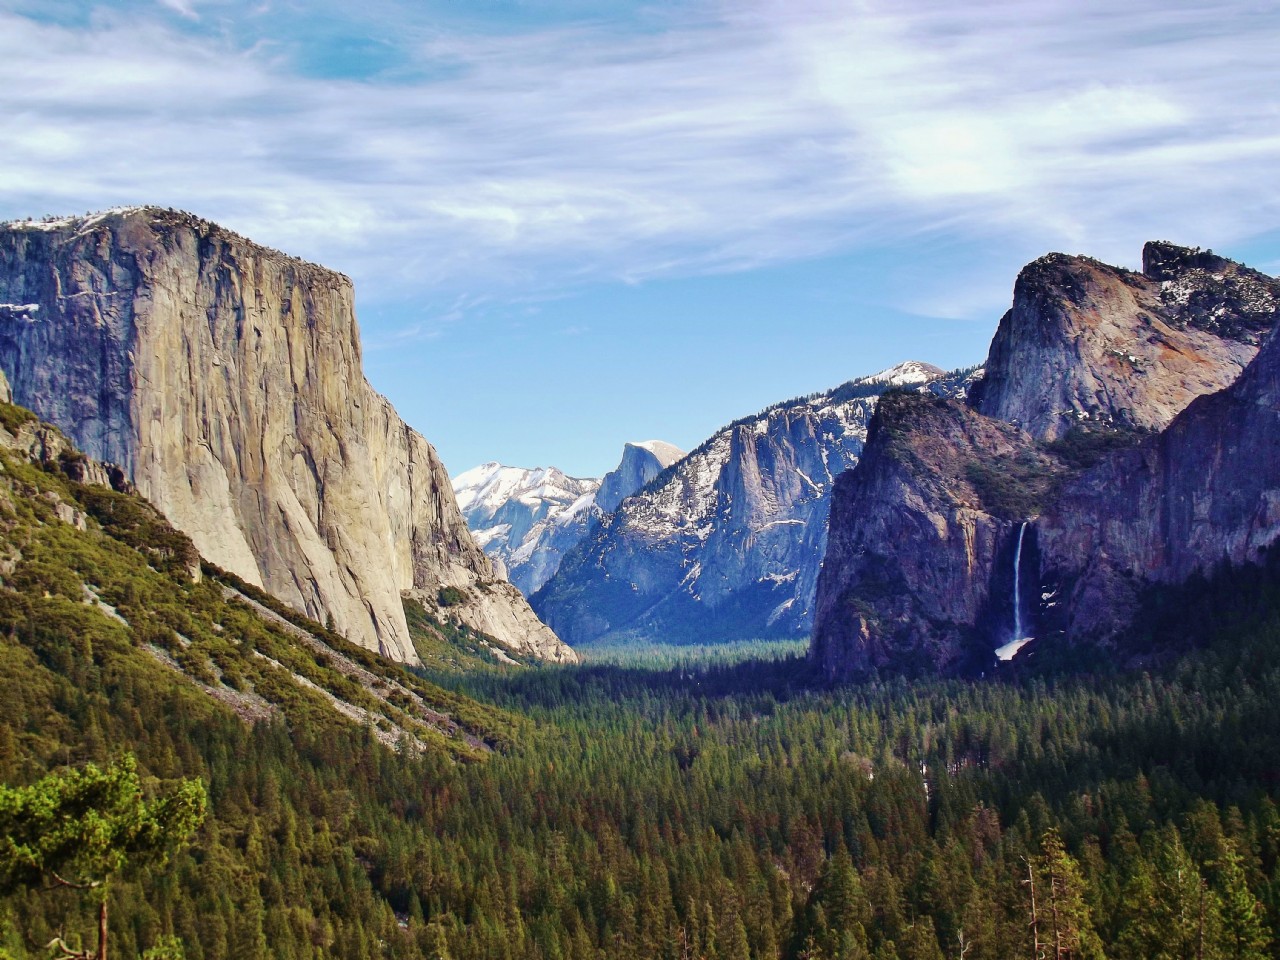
[810,393,1061,677]
[1035,325,1280,642]
[972,243,1279,440]
[0,371,133,497]
[0,208,574,664]
[813,244,1280,678]
[594,441,686,515]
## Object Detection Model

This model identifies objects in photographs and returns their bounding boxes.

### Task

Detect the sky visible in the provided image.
[2,1,1279,477]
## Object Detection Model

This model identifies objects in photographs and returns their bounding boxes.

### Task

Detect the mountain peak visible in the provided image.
[594,439,687,516]
[860,360,946,387]
[453,463,595,519]
[627,439,685,467]
[1141,240,1236,281]
[972,243,1280,440]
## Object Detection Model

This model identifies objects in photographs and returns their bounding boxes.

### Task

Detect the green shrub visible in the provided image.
[1045,425,1146,469]
[437,585,467,608]
[965,457,1057,519]
[0,402,37,435]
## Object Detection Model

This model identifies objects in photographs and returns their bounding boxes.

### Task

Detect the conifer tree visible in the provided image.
[1038,829,1103,960]
[0,755,205,960]
[1216,842,1269,960]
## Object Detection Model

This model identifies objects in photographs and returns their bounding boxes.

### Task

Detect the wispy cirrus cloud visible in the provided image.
[2,0,1278,313]
[155,0,199,19]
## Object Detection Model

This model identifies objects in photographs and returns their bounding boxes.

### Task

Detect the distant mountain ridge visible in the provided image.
[532,361,979,646]
[453,463,601,596]
[453,440,684,596]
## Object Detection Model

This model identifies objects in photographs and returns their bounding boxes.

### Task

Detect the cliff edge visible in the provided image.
[0,207,574,664]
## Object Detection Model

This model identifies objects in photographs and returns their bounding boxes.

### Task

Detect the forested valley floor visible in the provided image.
[4,573,1280,960]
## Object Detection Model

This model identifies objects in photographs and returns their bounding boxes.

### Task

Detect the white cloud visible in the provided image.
[1,0,1278,314]
[156,0,199,19]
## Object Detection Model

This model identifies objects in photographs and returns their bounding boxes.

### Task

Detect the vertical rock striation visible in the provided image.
[810,392,1060,677]
[0,207,574,664]
[1034,324,1280,643]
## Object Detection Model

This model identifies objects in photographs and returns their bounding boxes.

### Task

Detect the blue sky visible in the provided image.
[3,0,1279,476]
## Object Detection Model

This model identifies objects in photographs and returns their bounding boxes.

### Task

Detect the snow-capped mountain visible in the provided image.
[532,362,979,646]
[867,359,944,387]
[453,440,685,596]
[452,464,600,596]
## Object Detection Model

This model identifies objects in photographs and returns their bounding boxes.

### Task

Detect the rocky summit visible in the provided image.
[0,207,575,665]
[971,242,1277,439]
[812,242,1280,679]
[594,440,686,515]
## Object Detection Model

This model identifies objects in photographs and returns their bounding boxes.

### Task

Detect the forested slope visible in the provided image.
[0,400,519,958]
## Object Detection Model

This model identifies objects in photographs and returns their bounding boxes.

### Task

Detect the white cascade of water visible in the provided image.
[1012,520,1027,639]
[995,521,1033,661]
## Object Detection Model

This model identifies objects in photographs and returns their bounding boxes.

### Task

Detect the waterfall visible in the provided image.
[996,521,1033,661]
[1012,520,1027,640]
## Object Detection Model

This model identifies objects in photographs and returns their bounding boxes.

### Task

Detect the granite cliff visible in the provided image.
[533,362,971,646]
[971,242,1277,439]
[595,441,686,514]
[812,243,1280,678]
[0,207,574,664]
[1034,323,1280,643]
[810,391,1062,676]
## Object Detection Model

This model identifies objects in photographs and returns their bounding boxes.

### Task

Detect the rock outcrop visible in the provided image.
[595,441,686,514]
[812,243,1280,678]
[810,392,1064,676]
[971,243,1277,439]
[0,375,141,540]
[0,207,574,664]
[533,362,971,646]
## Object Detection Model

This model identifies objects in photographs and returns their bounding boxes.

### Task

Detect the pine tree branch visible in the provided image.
[50,871,102,891]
